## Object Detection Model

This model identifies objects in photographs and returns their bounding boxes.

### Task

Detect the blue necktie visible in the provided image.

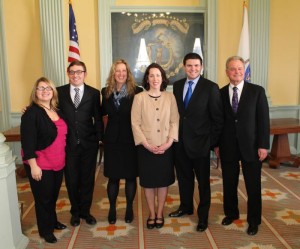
[232,87,238,113]
[184,81,194,109]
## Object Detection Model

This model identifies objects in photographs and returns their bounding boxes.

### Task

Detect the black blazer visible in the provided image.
[101,86,143,144]
[57,83,103,150]
[173,76,223,158]
[219,82,270,162]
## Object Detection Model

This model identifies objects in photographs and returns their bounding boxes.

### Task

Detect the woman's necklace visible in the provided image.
[147,90,161,98]
[39,104,52,111]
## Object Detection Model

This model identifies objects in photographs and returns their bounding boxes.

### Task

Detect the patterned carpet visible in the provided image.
[17,160,300,249]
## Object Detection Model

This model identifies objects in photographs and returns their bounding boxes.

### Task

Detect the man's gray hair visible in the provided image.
[226,56,245,69]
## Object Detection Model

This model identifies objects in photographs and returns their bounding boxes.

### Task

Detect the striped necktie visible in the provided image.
[74,88,80,108]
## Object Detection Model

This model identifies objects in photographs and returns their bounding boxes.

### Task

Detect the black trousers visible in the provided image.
[174,142,211,223]
[221,159,262,225]
[64,143,98,217]
[24,164,63,237]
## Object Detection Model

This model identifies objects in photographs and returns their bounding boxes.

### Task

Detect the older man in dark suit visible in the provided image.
[169,53,224,232]
[57,60,103,227]
[215,56,270,236]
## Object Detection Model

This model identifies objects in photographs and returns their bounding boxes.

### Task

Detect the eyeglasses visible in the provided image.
[36,86,53,92]
[68,70,85,75]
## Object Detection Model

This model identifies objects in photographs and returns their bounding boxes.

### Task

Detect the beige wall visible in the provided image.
[2,0,300,113]
[268,0,300,105]
[217,0,242,87]
[3,0,43,112]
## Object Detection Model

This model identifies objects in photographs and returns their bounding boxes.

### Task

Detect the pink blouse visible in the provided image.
[23,118,67,171]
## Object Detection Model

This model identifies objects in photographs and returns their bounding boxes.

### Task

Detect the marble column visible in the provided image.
[0,133,28,249]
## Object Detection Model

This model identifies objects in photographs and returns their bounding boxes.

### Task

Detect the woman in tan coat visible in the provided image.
[131,63,179,229]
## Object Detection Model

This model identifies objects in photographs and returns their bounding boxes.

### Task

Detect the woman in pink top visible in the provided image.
[21,77,68,244]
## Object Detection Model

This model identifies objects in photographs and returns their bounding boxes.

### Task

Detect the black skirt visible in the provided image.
[137,145,175,188]
[103,143,138,179]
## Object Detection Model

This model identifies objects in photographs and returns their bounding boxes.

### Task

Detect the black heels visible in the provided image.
[155,217,164,228]
[146,213,164,229]
[125,209,134,223]
[108,208,116,224]
[146,217,156,229]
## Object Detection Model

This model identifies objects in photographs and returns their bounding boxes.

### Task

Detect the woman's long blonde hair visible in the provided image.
[105,59,136,99]
[30,77,58,111]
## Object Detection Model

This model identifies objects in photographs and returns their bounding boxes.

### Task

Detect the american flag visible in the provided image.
[68,2,80,62]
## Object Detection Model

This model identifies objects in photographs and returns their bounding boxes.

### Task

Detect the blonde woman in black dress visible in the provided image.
[101,59,143,224]
[131,63,179,229]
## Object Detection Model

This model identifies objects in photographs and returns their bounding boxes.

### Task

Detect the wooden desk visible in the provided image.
[2,126,20,142]
[269,118,300,168]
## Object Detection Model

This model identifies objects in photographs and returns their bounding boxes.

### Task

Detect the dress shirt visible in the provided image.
[70,84,84,103]
[229,81,244,106]
[182,75,200,101]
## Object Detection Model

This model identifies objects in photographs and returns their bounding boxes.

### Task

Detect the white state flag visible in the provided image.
[193,38,204,74]
[237,3,251,81]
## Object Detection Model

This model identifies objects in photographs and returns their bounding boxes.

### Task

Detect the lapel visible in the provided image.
[78,83,89,107]
[108,94,119,112]
[185,76,204,110]
[62,84,75,106]
[237,82,250,113]
[223,84,236,116]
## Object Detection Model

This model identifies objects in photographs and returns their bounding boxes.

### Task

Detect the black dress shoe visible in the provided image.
[247,224,258,235]
[125,209,134,223]
[43,233,57,243]
[54,221,67,230]
[221,216,238,226]
[80,214,97,225]
[169,209,193,217]
[196,222,208,232]
[155,217,164,229]
[108,208,116,224]
[70,215,80,227]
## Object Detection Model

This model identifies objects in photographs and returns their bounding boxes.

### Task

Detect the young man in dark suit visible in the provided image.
[169,53,224,232]
[57,60,103,227]
[215,56,270,235]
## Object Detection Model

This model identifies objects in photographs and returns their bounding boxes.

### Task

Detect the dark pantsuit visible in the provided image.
[24,164,63,237]
[174,142,211,223]
[64,143,98,217]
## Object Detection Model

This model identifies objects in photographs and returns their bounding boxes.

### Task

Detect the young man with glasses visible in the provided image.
[57,60,103,227]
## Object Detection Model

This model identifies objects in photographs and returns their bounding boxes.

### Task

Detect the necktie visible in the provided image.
[74,88,80,108]
[232,86,238,113]
[184,81,194,109]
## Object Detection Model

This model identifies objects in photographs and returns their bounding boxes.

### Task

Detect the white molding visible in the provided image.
[249,0,270,91]
[0,0,11,130]
[39,0,67,86]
